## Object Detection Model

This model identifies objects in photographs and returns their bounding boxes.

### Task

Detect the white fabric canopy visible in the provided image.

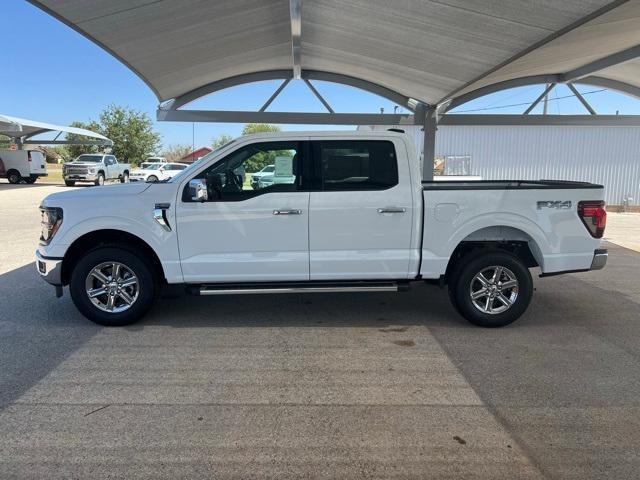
[28,0,640,108]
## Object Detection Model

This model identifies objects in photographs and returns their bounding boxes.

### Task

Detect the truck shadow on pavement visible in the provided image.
[0,264,100,410]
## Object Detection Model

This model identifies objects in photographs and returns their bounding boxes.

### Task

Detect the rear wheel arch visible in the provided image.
[444,226,541,284]
[61,229,165,286]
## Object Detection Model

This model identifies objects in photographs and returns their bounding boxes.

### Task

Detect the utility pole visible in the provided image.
[542,83,549,115]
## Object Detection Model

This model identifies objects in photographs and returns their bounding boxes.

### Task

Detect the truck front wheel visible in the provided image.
[69,247,156,326]
[95,173,105,186]
[449,250,533,328]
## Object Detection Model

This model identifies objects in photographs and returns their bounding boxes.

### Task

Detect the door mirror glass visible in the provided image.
[189,178,208,202]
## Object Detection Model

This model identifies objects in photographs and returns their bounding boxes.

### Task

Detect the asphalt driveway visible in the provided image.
[1,183,639,479]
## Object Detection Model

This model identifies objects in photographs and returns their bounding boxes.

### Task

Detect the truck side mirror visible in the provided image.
[189,178,208,202]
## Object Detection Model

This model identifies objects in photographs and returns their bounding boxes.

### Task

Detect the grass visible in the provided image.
[44,163,63,184]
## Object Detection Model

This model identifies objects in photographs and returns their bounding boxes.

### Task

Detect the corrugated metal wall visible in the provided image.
[380,125,640,205]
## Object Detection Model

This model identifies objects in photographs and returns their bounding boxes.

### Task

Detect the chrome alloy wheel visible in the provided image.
[469,266,519,315]
[85,261,139,313]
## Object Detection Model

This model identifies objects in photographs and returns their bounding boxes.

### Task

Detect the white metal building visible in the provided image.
[361,124,640,206]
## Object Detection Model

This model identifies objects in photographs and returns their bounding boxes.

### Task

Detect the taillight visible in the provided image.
[578,200,606,238]
[27,152,32,162]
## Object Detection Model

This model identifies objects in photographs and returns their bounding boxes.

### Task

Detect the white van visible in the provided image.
[0,150,48,184]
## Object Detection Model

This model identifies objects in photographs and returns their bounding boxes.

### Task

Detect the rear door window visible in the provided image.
[313,140,398,191]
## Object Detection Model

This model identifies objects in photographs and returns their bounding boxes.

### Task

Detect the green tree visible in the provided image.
[64,120,101,160]
[240,124,283,172]
[242,123,280,135]
[162,144,192,162]
[0,135,11,149]
[212,133,233,149]
[98,105,161,166]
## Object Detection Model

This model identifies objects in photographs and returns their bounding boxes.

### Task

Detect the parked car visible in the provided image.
[250,164,275,189]
[129,162,188,182]
[0,149,47,184]
[140,156,166,169]
[36,131,607,327]
[62,154,130,186]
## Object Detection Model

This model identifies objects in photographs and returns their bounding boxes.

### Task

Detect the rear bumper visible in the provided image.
[590,248,608,270]
[35,250,63,286]
[540,248,607,277]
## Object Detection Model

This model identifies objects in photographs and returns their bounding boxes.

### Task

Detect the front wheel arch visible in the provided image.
[61,229,166,286]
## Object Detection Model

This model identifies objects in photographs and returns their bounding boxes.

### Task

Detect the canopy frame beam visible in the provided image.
[567,83,597,114]
[289,0,302,79]
[524,83,557,114]
[562,43,640,82]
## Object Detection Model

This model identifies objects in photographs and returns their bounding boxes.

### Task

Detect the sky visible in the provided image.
[3,0,640,152]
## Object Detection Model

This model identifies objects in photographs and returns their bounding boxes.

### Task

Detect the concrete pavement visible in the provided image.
[1,182,639,479]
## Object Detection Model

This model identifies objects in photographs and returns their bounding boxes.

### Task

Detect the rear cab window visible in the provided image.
[312,140,398,191]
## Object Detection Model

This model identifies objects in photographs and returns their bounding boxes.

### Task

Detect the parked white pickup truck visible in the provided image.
[36,131,607,327]
[63,154,131,186]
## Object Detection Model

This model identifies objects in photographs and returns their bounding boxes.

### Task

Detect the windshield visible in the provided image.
[76,154,103,163]
[261,165,275,173]
[168,139,236,183]
[144,163,163,170]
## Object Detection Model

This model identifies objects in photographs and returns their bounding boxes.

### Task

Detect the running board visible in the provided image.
[189,281,408,296]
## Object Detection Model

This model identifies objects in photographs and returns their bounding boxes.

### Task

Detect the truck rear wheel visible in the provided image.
[7,170,21,184]
[69,247,156,326]
[24,177,37,184]
[449,250,533,328]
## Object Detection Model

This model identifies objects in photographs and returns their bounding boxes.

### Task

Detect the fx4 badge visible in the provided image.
[537,200,572,210]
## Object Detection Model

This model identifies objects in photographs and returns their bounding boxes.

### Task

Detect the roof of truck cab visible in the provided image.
[29,1,640,109]
[236,130,410,141]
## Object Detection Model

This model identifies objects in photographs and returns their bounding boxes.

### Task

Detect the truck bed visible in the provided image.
[419,180,605,279]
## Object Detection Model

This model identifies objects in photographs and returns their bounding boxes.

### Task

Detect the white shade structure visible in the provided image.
[0,114,112,147]
[27,0,640,179]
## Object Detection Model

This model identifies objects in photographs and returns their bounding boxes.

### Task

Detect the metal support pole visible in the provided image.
[567,83,597,115]
[422,106,437,182]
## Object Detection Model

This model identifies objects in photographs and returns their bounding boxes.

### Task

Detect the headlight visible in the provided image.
[88,168,97,174]
[39,207,63,245]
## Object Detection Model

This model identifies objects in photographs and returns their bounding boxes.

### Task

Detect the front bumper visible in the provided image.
[35,250,63,286]
[590,248,608,270]
[63,173,98,181]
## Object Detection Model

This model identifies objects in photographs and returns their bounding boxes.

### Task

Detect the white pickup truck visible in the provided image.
[36,131,607,327]
[63,154,131,186]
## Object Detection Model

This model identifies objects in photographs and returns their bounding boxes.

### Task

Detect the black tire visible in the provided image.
[147,175,158,183]
[95,172,105,186]
[450,250,533,328]
[7,170,21,184]
[64,180,76,187]
[120,172,129,183]
[69,247,156,326]
[24,177,37,184]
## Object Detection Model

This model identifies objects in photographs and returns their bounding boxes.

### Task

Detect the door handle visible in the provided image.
[377,207,406,214]
[273,209,303,215]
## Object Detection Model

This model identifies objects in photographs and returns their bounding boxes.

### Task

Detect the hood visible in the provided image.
[42,182,151,206]
[64,162,100,167]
